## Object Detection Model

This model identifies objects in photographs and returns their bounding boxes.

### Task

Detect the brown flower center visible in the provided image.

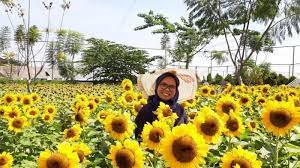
[226,118,239,132]
[66,129,76,138]
[12,119,23,129]
[294,100,300,107]
[9,111,18,118]
[23,98,30,105]
[241,98,249,104]
[222,103,235,114]
[149,127,164,143]
[134,104,142,112]
[95,98,100,104]
[48,108,54,113]
[0,157,8,166]
[111,119,127,133]
[106,96,113,103]
[200,119,219,136]
[210,90,216,95]
[6,97,13,103]
[0,109,4,116]
[258,99,265,104]
[172,136,197,163]
[32,95,38,101]
[88,103,94,110]
[275,95,282,101]
[262,88,268,93]
[125,85,131,91]
[250,122,256,129]
[163,108,173,117]
[230,159,250,168]
[44,115,50,121]
[46,153,69,168]
[188,112,196,120]
[75,113,84,122]
[115,149,135,168]
[125,95,133,103]
[77,150,85,163]
[269,110,291,128]
[30,110,37,116]
[202,89,208,94]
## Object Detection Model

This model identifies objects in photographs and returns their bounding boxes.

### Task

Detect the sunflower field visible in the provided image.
[0,80,300,168]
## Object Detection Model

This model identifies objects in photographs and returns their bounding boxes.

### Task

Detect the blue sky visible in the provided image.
[1,0,300,77]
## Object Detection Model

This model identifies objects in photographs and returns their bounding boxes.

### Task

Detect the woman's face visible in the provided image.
[157,76,177,101]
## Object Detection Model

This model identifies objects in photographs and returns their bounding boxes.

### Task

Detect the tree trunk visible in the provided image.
[235,65,243,85]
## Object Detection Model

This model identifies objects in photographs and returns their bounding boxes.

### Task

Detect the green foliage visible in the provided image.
[224,74,237,85]
[0,26,11,53]
[82,38,154,83]
[241,59,272,85]
[206,73,212,84]
[214,73,223,85]
[28,25,41,46]
[264,72,278,85]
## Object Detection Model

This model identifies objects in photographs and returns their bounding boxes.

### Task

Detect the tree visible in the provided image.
[135,11,211,69]
[0,26,10,54]
[185,0,300,84]
[81,38,155,83]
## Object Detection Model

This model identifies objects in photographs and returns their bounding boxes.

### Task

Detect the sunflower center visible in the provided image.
[294,100,300,107]
[32,96,38,101]
[66,129,76,138]
[46,153,69,168]
[163,108,173,117]
[241,98,249,104]
[262,88,268,93]
[275,95,282,101]
[23,99,30,105]
[210,90,215,95]
[95,98,100,104]
[172,136,197,163]
[115,148,135,168]
[188,112,196,120]
[200,119,219,136]
[230,159,250,168]
[106,96,113,103]
[250,122,256,128]
[222,103,234,114]
[149,127,164,143]
[111,119,127,133]
[88,103,94,110]
[202,89,208,94]
[0,157,7,166]
[6,97,13,103]
[77,150,85,163]
[75,113,84,122]
[226,118,239,131]
[258,99,265,104]
[12,119,23,128]
[48,108,54,113]
[134,104,142,112]
[9,111,17,118]
[100,112,108,119]
[44,115,50,121]
[269,110,291,128]
[0,109,4,116]
[125,95,133,103]
[30,110,36,115]
[125,85,131,91]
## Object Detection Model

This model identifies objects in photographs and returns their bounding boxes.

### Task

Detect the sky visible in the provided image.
[1,0,300,78]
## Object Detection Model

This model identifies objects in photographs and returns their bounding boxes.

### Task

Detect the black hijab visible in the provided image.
[147,72,180,110]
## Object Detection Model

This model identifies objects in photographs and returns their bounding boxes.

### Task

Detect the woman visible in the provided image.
[134,72,188,139]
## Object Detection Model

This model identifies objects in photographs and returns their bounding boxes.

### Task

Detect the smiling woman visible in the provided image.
[134,72,188,140]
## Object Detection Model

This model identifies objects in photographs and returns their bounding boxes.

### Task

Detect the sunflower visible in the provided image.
[108,139,144,168]
[261,85,270,95]
[199,85,211,97]
[31,92,41,103]
[221,146,262,168]
[239,94,252,108]
[0,105,7,118]
[155,102,178,125]
[119,91,137,108]
[87,100,97,112]
[160,124,208,168]
[141,120,171,151]
[63,124,82,141]
[223,112,245,138]
[5,106,21,120]
[73,109,90,125]
[8,116,29,133]
[21,95,33,106]
[72,142,92,163]
[215,95,241,117]
[71,101,88,113]
[75,94,88,103]
[97,109,112,123]
[246,119,258,132]
[41,113,54,123]
[2,93,16,105]
[193,107,224,144]
[38,142,80,168]
[131,101,143,116]
[262,101,300,136]
[25,107,40,119]
[121,79,133,91]
[104,112,134,141]
[255,95,266,106]
[273,92,285,102]
[0,151,14,168]
[104,94,115,105]
[44,104,57,115]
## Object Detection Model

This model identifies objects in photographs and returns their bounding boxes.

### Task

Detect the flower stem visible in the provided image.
[274,136,279,168]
